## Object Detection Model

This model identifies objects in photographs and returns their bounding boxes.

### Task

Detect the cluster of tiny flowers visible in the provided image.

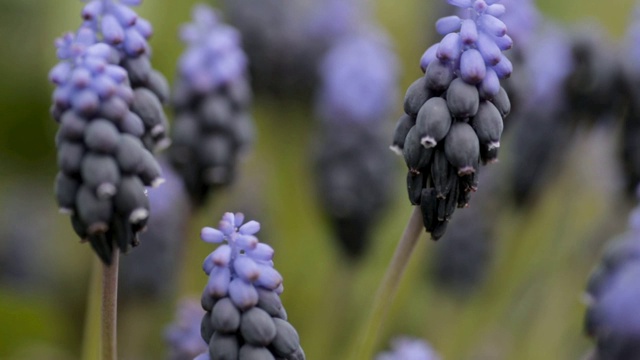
[376,337,441,360]
[50,30,162,264]
[165,299,209,360]
[583,205,640,359]
[313,31,398,260]
[170,4,254,206]
[79,0,171,151]
[392,0,511,239]
[198,213,305,360]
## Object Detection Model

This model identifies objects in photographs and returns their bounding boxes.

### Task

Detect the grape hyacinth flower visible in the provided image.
[165,299,209,360]
[376,337,441,360]
[170,4,254,206]
[50,31,163,264]
[583,205,640,359]
[198,213,305,360]
[78,0,171,151]
[391,0,512,239]
[314,31,398,260]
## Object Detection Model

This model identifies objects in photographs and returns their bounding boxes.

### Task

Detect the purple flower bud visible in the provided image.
[249,243,275,262]
[477,14,506,37]
[460,48,486,84]
[201,227,225,243]
[234,256,260,282]
[229,278,259,309]
[239,220,261,235]
[477,32,502,65]
[102,14,125,45]
[492,54,513,78]
[211,245,232,267]
[420,44,439,72]
[436,33,462,62]
[436,16,462,35]
[206,266,231,298]
[460,19,478,45]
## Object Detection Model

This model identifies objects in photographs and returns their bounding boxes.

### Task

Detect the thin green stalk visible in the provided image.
[81,258,102,360]
[351,206,425,360]
[102,249,119,360]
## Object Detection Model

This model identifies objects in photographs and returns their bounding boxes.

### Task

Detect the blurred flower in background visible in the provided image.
[313,15,399,260]
[584,201,640,359]
[376,337,441,360]
[164,298,208,360]
[170,4,254,207]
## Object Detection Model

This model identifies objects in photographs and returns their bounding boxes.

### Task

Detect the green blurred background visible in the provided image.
[0,0,637,359]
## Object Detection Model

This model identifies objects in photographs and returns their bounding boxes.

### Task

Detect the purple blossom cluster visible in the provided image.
[170,4,254,206]
[584,206,640,359]
[198,213,304,359]
[376,337,441,360]
[50,29,162,264]
[423,0,513,97]
[392,0,511,239]
[79,0,171,151]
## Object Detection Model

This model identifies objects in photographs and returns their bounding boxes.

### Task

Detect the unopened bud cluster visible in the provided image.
[50,29,162,264]
[392,0,511,239]
[170,5,254,205]
[314,32,397,259]
[77,0,170,151]
[583,206,640,359]
[198,213,304,360]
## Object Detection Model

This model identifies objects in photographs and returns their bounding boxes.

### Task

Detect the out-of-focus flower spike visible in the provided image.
[164,299,208,360]
[170,4,254,207]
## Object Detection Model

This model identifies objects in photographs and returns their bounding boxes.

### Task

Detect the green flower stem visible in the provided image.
[102,249,120,360]
[352,206,424,360]
[81,258,102,360]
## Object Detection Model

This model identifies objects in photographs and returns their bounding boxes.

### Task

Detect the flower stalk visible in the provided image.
[102,248,119,360]
[352,206,424,360]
